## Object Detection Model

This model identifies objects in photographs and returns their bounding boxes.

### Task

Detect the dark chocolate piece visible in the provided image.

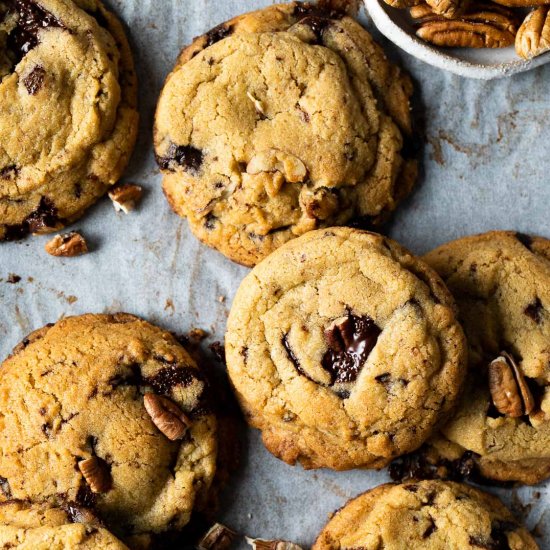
[23,65,45,94]
[155,143,203,174]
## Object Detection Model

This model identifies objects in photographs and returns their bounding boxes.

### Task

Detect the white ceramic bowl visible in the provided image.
[365,0,550,79]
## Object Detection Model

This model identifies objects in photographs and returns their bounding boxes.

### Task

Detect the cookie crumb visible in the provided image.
[45,232,88,257]
[218,295,226,303]
[188,328,208,345]
[6,274,21,284]
[108,183,143,214]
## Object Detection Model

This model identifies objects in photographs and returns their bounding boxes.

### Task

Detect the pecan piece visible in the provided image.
[488,352,535,418]
[516,7,550,59]
[246,538,303,550]
[45,232,88,257]
[78,457,112,493]
[197,523,238,550]
[108,183,143,214]
[493,0,550,6]
[143,393,190,441]
[413,2,519,48]
[425,0,469,18]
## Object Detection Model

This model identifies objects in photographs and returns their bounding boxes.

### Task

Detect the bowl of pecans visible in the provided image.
[365,0,550,79]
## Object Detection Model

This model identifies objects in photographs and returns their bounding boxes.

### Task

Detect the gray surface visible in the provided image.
[1,0,549,547]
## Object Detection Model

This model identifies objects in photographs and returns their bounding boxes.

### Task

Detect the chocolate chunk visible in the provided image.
[0,477,12,498]
[516,232,533,250]
[524,297,543,324]
[322,315,381,384]
[209,341,226,365]
[293,3,344,43]
[282,333,317,383]
[422,517,437,538]
[6,0,65,66]
[204,213,217,230]
[145,365,201,395]
[204,23,233,48]
[75,482,97,509]
[0,165,18,179]
[6,273,21,284]
[23,65,45,94]
[469,521,516,550]
[156,143,203,173]
[26,197,59,232]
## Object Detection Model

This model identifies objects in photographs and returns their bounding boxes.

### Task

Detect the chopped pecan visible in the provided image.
[246,538,303,550]
[413,2,519,48]
[488,352,535,418]
[426,0,469,18]
[516,7,550,59]
[108,183,143,214]
[78,457,112,493]
[197,523,238,550]
[143,393,190,440]
[45,232,88,257]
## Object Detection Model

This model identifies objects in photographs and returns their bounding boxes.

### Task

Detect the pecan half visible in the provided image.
[197,523,238,550]
[426,0,470,18]
[413,2,519,48]
[78,457,112,493]
[44,232,88,257]
[493,0,550,7]
[488,352,535,418]
[516,7,550,59]
[246,538,303,550]
[108,183,143,214]
[143,393,190,441]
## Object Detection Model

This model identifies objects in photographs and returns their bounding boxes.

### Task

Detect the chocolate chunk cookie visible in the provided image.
[225,228,466,470]
[313,480,538,550]
[154,2,417,266]
[0,0,139,240]
[0,501,128,549]
[420,231,550,485]
[0,314,217,537]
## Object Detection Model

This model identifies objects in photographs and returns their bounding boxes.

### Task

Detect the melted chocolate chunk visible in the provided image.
[524,297,543,324]
[204,23,233,48]
[208,341,226,365]
[145,365,200,395]
[5,196,62,241]
[155,143,203,174]
[23,65,45,94]
[0,477,12,498]
[204,213,217,230]
[322,315,381,384]
[6,0,64,66]
[516,232,533,250]
[75,482,96,509]
[469,520,516,550]
[293,3,344,43]
[282,333,316,383]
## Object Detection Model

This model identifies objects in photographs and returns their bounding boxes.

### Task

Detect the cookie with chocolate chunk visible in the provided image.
[313,480,538,550]
[0,314,217,538]
[0,0,138,240]
[421,231,550,485]
[154,2,417,266]
[0,501,128,549]
[225,228,466,470]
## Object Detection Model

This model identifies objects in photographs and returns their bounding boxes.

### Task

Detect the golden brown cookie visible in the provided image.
[0,0,139,240]
[225,228,466,470]
[154,2,416,266]
[0,314,217,537]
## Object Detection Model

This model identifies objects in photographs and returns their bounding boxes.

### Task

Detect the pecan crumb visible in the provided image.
[108,183,143,214]
[246,538,303,550]
[143,393,190,440]
[197,523,238,550]
[78,457,112,493]
[218,295,226,303]
[45,232,88,257]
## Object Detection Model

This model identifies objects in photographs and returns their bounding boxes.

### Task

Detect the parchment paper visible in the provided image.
[0,0,549,547]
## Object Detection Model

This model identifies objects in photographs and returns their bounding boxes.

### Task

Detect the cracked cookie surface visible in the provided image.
[225,228,466,470]
[313,480,538,550]
[0,0,138,240]
[0,314,217,537]
[421,231,550,485]
[0,501,128,549]
[154,2,416,266]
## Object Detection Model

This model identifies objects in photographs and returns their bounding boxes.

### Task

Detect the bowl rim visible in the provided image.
[364,0,550,80]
